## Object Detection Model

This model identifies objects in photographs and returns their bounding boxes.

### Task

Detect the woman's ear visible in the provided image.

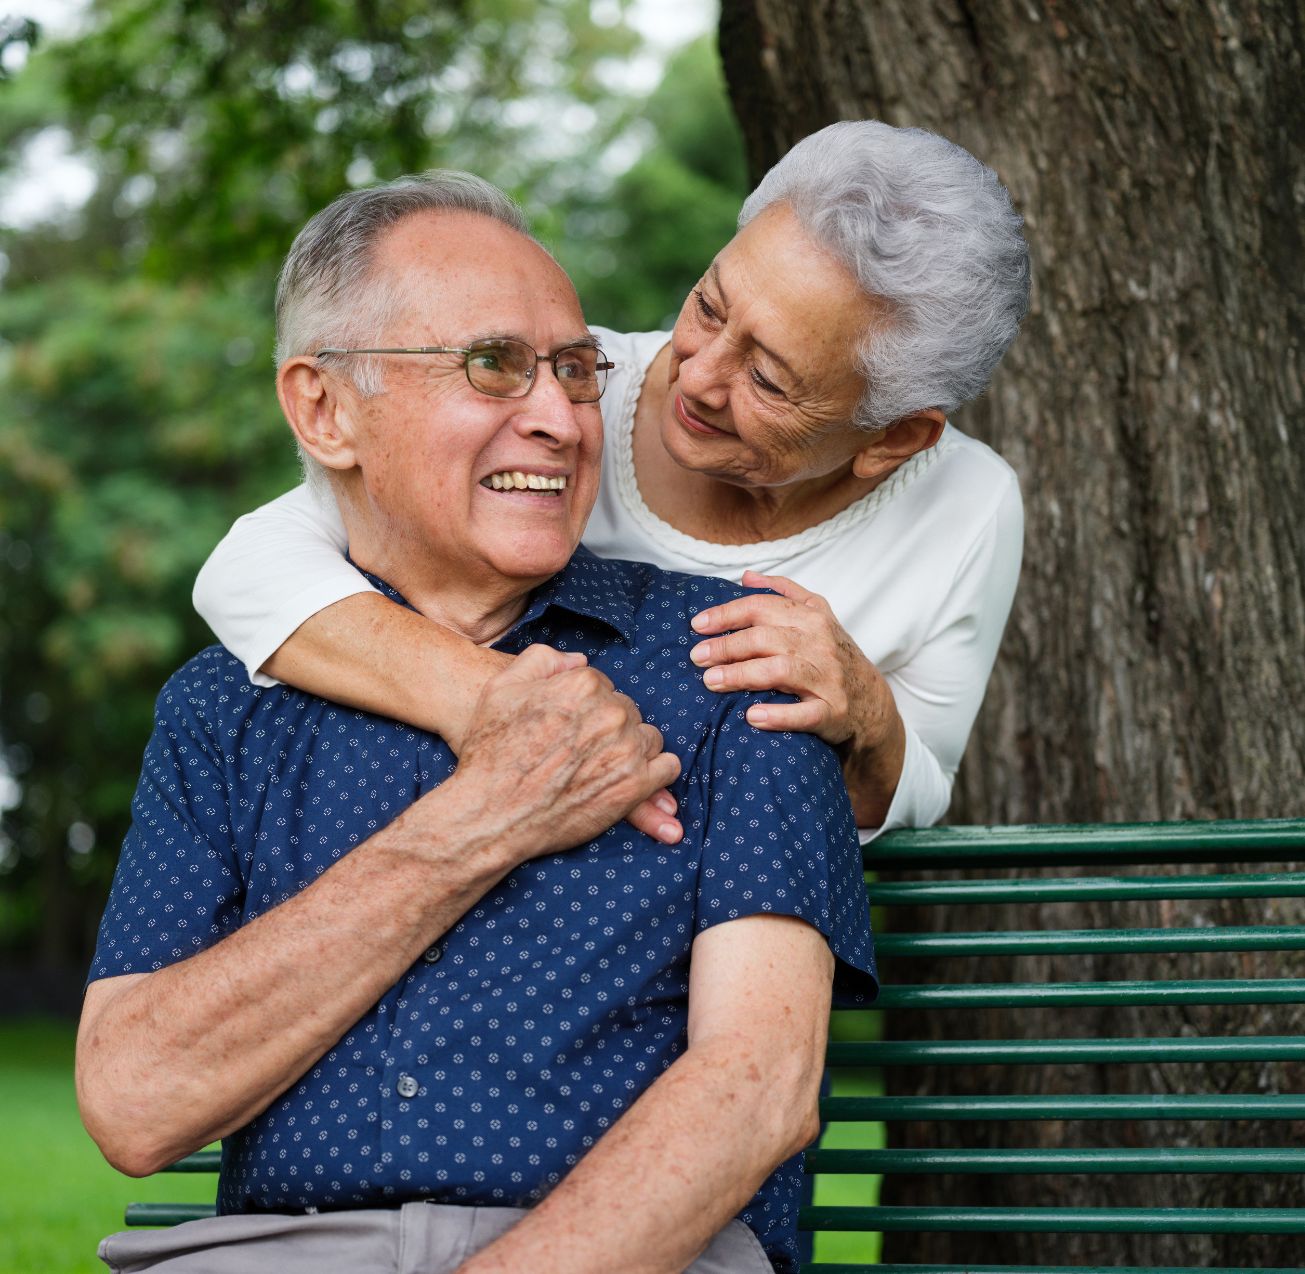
[277,358,361,474]
[851,408,946,481]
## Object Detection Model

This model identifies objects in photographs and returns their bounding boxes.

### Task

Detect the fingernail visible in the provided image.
[748,705,769,724]
[689,641,711,665]
[704,667,724,688]
[691,611,711,632]
[654,793,676,815]
[660,822,683,843]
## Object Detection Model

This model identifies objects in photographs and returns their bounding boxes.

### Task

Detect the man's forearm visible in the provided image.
[455,1034,819,1274]
[77,784,513,1176]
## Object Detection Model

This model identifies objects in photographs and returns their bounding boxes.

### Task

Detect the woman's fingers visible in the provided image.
[698,653,802,694]
[744,699,830,733]
[691,591,805,637]
[739,569,820,606]
[690,624,795,673]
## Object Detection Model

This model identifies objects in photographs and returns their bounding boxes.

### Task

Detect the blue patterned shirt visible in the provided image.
[90,548,877,1271]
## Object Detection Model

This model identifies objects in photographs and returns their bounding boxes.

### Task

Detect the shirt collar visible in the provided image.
[354,546,637,647]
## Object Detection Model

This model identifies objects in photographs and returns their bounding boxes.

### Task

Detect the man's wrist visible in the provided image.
[374,780,519,885]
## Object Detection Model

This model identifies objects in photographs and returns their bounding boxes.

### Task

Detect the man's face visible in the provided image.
[339,210,603,594]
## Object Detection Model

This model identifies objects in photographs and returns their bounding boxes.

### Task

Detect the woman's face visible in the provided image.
[662,202,880,489]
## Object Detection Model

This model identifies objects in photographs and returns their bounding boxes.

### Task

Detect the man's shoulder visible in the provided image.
[154,644,286,734]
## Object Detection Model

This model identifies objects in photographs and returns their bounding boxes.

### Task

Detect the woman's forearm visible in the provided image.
[263,593,510,750]
[840,669,908,828]
[264,596,684,843]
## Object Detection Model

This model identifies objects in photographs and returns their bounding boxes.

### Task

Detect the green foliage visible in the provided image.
[551,35,749,331]
[0,4,748,965]
[0,273,296,956]
[9,0,639,281]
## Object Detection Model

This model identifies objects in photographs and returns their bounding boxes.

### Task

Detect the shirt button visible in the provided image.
[396,1074,419,1099]
[422,944,442,964]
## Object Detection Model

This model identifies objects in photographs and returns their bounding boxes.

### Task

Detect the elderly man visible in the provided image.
[78,172,876,1274]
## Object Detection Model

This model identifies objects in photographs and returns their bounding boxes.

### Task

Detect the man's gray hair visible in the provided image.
[739,120,1030,431]
[275,171,530,491]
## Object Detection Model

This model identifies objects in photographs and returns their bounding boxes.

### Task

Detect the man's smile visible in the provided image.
[479,469,569,494]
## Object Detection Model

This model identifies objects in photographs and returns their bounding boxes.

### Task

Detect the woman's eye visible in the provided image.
[693,289,721,324]
[751,368,784,396]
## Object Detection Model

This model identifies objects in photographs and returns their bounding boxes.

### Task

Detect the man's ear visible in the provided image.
[851,408,946,481]
[277,358,361,474]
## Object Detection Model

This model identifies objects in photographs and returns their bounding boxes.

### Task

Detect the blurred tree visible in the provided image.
[1,0,639,282]
[548,34,749,331]
[0,276,290,965]
[0,4,748,971]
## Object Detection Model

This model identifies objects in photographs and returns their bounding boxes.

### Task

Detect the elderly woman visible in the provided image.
[194,119,1029,842]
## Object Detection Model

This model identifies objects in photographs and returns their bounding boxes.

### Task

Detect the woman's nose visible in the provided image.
[676,333,731,409]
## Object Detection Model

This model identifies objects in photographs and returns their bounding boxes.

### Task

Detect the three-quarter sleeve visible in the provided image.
[88,654,245,980]
[863,466,1024,841]
[192,483,375,687]
[692,698,877,1004]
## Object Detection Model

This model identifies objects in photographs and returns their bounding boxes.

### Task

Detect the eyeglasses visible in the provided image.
[315,339,615,403]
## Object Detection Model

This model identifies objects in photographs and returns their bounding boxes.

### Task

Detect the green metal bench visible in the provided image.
[806,816,1305,1274]
[127,817,1305,1274]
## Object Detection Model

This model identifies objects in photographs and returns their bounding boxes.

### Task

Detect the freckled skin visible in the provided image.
[632,203,888,547]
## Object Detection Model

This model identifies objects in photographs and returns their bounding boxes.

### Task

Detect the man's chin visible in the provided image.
[490,541,577,585]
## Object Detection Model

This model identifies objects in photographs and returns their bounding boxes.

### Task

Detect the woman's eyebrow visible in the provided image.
[709,261,804,390]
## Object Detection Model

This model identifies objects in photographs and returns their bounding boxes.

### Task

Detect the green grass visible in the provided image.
[0,1016,882,1271]
[0,1018,216,1274]
[811,1009,884,1266]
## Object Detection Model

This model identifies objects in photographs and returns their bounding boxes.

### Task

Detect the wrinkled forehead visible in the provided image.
[371,210,585,340]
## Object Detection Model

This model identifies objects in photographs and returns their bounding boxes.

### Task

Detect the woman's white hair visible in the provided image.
[739,120,1030,431]
[274,171,530,492]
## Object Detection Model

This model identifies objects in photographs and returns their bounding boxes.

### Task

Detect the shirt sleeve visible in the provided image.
[693,698,877,1004]
[88,660,245,981]
[192,483,376,688]
[863,467,1024,841]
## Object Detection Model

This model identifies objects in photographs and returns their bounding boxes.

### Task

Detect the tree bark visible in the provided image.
[719,1,1305,1264]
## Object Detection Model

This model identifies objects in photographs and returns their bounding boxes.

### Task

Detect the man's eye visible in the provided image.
[694,289,721,324]
[469,351,504,372]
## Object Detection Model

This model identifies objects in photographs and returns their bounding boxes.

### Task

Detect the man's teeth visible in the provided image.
[482,472,568,491]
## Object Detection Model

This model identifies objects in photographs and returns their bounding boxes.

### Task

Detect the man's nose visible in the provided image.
[511,368,585,446]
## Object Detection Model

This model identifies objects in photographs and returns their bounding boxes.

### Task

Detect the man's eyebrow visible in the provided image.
[708,261,804,390]
[470,332,601,352]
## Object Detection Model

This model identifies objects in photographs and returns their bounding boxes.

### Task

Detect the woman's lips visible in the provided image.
[674,394,727,437]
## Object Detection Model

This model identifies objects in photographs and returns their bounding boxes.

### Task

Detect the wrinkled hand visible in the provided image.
[449,644,682,862]
[689,570,893,748]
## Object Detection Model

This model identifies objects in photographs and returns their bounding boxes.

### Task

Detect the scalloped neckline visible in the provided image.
[611,339,949,569]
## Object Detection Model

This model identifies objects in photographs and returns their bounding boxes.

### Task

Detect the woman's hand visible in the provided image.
[688,570,895,750]
[689,571,906,827]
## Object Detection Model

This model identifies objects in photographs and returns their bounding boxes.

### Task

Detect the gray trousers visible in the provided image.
[98,1203,776,1273]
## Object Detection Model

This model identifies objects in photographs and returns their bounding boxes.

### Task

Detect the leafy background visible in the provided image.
[0,0,748,973]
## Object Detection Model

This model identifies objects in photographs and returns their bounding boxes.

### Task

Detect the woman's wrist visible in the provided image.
[840,668,907,827]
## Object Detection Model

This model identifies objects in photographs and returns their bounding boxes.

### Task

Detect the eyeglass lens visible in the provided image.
[465,340,606,403]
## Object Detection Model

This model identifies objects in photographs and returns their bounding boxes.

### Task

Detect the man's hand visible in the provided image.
[445,644,683,858]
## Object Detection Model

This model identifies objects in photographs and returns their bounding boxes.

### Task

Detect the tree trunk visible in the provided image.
[719,1,1305,1264]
